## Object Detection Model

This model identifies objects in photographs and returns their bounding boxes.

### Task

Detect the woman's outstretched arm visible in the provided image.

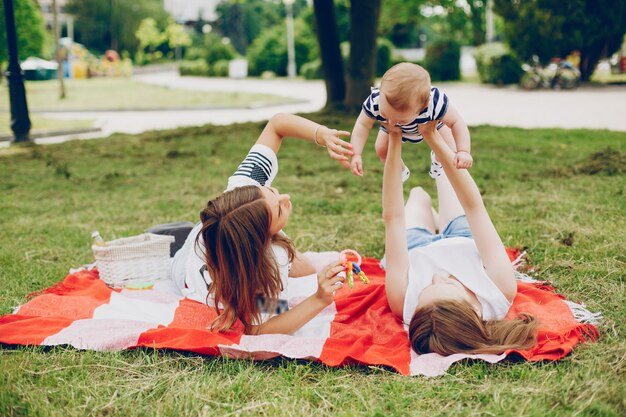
[251,260,346,335]
[256,113,352,166]
[382,126,410,317]
[419,122,516,302]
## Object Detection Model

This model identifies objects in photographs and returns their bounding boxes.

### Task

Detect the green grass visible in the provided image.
[0,114,625,416]
[0,78,297,112]
[0,113,94,137]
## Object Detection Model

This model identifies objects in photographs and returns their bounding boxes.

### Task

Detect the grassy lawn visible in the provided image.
[0,113,94,138]
[0,78,297,112]
[0,114,624,416]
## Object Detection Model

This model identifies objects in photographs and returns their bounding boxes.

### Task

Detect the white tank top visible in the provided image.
[403,237,511,325]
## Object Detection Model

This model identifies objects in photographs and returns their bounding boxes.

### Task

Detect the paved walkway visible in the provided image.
[4,71,626,147]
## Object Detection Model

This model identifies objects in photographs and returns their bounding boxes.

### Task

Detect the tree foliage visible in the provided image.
[246,17,318,76]
[0,0,46,62]
[215,0,308,55]
[494,0,626,80]
[65,0,169,55]
[425,38,461,81]
[378,0,424,47]
[135,18,165,53]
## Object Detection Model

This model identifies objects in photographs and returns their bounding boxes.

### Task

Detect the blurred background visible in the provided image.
[2,0,625,142]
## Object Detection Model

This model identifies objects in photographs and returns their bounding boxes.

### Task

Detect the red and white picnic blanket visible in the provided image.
[0,250,599,377]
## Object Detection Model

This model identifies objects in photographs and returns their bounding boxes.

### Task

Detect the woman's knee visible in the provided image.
[408,187,432,207]
[409,187,431,203]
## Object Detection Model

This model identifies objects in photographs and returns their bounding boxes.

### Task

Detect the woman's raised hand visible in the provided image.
[317,127,352,168]
[417,120,438,136]
[382,122,402,136]
[315,259,346,305]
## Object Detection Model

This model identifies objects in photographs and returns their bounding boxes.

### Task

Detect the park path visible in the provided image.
[9,71,626,146]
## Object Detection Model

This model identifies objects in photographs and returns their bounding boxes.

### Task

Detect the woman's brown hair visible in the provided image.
[197,185,295,333]
[409,299,539,355]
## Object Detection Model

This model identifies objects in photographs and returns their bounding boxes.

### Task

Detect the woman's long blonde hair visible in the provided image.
[409,300,539,355]
[197,185,294,333]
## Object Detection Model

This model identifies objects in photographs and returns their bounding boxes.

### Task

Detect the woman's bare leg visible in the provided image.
[404,187,437,233]
[435,126,465,230]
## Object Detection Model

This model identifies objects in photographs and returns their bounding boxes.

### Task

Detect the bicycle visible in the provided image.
[520,56,581,90]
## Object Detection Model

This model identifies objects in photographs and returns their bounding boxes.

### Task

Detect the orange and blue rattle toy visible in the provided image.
[340,249,369,288]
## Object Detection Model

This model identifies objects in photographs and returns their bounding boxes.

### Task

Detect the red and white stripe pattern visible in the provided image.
[0,251,598,377]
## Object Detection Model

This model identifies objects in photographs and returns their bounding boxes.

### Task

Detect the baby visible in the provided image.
[350,62,473,181]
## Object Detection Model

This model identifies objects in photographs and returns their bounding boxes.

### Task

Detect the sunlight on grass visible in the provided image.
[0,113,94,137]
[0,78,298,112]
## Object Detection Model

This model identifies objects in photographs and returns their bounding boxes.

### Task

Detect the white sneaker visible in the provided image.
[429,151,443,179]
[402,165,411,183]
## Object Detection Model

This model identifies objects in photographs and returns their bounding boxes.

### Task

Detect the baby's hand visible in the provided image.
[350,154,364,177]
[454,150,473,169]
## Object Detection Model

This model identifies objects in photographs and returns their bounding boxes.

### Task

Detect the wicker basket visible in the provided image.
[92,233,175,287]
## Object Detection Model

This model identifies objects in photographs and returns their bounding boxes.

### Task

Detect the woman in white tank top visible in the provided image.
[382,121,538,355]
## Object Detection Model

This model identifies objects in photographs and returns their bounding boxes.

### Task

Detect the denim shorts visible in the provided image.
[380,215,472,269]
[406,215,473,250]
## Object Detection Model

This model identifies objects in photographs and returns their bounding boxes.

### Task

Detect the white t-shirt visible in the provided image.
[171,144,291,322]
[402,237,511,325]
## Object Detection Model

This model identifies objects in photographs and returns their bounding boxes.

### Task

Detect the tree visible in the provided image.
[135,18,165,55]
[494,0,626,81]
[466,0,486,46]
[312,0,345,109]
[66,0,169,56]
[345,0,382,109]
[0,0,46,63]
[215,0,288,55]
[164,21,192,60]
[215,1,247,54]
[247,17,318,76]
[379,0,424,47]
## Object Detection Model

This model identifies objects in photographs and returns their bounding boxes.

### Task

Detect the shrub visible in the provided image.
[473,42,523,85]
[179,59,210,76]
[376,38,394,76]
[425,39,461,81]
[204,33,237,65]
[247,18,318,76]
[210,59,230,77]
[301,59,323,80]
[489,54,524,85]
[184,46,205,61]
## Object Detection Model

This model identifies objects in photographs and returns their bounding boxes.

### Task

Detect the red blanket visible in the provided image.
[0,251,598,376]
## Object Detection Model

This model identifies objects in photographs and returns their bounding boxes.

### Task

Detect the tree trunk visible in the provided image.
[345,0,382,110]
[579,42,606,82]
[313,0,346,109]
[468,0,486,46]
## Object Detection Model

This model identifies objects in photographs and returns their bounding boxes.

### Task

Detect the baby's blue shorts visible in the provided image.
[380,215,473,269]
[406,215,473,250]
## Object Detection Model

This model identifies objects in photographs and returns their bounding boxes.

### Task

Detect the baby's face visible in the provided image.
[379,94,421,125]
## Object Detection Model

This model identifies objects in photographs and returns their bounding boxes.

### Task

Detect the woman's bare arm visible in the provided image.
[289,250,316,277]
[419,122,516,302]
[251,261,345,334]
[255,113,352,167]
[382,126,410,317]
